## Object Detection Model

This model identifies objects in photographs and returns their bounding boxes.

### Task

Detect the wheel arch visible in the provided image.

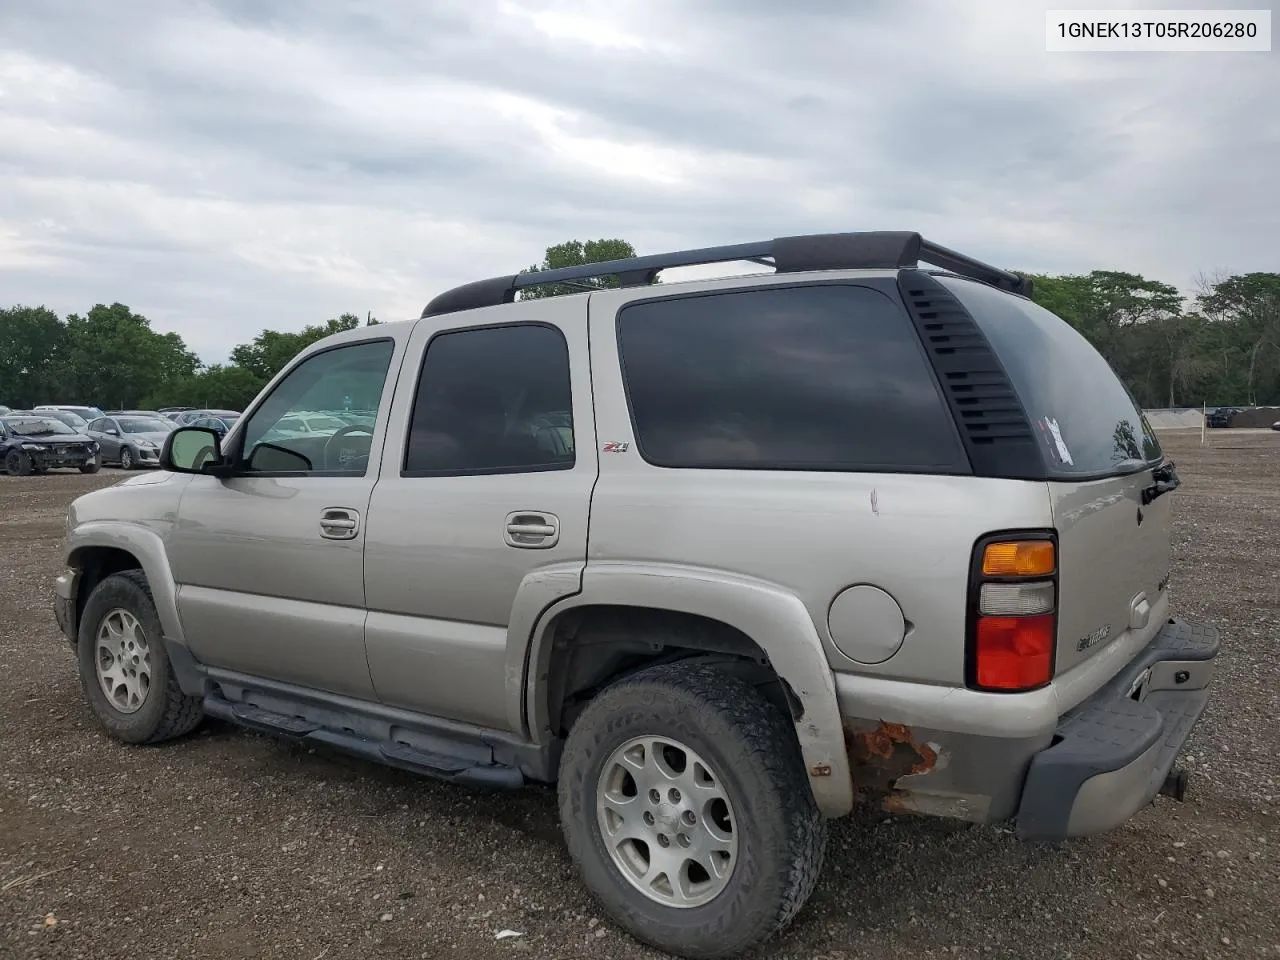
[66,523,185,648]
[516,563,855,817]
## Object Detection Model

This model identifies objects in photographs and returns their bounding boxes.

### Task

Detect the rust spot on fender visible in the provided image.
[845,721,939,803]
[810,763,832,778]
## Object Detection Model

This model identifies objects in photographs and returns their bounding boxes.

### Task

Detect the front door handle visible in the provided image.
[504,511,560,549]
[320,507,360,540]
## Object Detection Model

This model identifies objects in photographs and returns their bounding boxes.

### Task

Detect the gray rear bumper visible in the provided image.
[1015,618,1220,841]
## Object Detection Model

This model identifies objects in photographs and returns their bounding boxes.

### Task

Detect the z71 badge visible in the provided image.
[602,441,630,453]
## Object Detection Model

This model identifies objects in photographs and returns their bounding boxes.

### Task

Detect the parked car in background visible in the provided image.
[188,413,240,441]
[0,406,10,415]
[23,407,91,432]
[85,414,175,470]
[172,408,241,427]
[158,407,196,421]
[1272,420,1280,431]
[107,410,166,420]
[36,404,106,422]
[1206,407,1238,428]
[0,414,99,475]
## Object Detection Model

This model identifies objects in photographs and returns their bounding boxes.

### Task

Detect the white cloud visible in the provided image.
[0,0,1276,362]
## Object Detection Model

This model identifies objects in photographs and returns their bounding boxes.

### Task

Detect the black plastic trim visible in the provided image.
[419,231,1030,317]
[964,529,1059,693]
[1015,617,1220,841]
[897,270,1048,481]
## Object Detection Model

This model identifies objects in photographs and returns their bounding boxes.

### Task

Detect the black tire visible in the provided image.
[119,447,135,470]
[79,459,101,474]
[5,449,33,476]
[77,570,203,744]
[558,661,827,959]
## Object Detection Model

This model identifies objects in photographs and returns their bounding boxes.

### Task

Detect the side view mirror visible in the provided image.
[106,429,119,436]
[161,426,223,473]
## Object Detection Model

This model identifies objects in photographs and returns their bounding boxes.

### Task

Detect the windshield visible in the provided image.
[119,417,173,434]
[37,409,87,429]
[4,417,76,436]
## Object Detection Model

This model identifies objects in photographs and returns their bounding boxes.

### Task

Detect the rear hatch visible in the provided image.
[937,276,1173,677]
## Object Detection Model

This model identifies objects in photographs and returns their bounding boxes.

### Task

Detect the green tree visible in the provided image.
[1195,272,1280,405]
[0,305,65,407]
[519,238,639,299]
[59,303,198,409]
[231,313,363,382]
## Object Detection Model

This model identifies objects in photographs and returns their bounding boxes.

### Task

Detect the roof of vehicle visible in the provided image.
[420,230,1032,319]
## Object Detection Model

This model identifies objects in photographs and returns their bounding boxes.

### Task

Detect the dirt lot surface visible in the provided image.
[2,431,1277,960]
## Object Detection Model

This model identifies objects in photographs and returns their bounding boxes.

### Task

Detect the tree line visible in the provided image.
[2,240,1277,412]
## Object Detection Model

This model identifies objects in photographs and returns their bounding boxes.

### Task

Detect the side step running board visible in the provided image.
[202,695,524,790]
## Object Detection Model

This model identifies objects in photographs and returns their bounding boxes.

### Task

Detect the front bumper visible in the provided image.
[1015,618,1219,840]
[29,447,96,469]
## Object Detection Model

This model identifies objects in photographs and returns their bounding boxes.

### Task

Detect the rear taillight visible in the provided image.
[967,533,1057,692]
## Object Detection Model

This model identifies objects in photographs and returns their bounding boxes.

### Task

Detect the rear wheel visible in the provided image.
[558,661,827,959]
[5,449,32,476]
[77,570,203,744]
[119,447,135,470]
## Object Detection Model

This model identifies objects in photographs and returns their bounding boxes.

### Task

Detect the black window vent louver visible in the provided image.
[897,270,1045,480]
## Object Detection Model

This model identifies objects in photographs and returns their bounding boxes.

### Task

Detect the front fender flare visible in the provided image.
[65,522,185,647]
[519,562,855,817]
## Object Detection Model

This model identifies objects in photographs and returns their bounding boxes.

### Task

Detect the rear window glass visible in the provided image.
[938,276,1162,476]
[617,284,966,471]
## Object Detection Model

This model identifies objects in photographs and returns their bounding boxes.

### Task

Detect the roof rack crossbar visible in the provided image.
[421,231,1029,317]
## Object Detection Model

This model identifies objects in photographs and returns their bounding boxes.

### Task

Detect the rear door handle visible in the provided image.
[505,511,560,549]
[320,507,360,540]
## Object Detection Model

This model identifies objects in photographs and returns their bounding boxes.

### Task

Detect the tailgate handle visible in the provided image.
[1130,594,1151,631]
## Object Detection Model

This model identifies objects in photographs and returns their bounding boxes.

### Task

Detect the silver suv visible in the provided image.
[53,231,1219,958]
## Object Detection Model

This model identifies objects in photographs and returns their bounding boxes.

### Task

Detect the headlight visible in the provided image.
[22,443,43,451]
[136,440,156,449]
[90,442,100,453]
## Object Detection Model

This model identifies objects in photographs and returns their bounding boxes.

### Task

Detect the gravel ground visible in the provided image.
[2,430,1277,960]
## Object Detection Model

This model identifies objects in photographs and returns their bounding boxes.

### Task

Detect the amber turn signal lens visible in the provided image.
[982,540,1055,577]
[974,615,1055,690]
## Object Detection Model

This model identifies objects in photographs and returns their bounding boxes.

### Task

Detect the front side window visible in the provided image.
[617,284,966,471]
[238,340,395,475]
[403,324,575,476]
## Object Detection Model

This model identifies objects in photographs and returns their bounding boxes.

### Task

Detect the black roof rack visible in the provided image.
[421,230,1031,318]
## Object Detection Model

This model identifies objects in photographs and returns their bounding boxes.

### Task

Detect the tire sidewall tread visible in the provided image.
[77,570,202,744]
[558,661,827,959]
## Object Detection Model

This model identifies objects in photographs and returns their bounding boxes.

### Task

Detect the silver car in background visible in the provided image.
[85,414,175,470]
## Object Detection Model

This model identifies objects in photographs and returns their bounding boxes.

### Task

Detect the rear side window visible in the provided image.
[403,323,575,476]
[938,277,1162,477]
[617,284,966,471]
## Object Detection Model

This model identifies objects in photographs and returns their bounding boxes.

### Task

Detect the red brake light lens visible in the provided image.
[974,614,1055,691]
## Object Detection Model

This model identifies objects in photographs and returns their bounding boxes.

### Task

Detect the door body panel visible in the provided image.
[167,329,409,699]
[363,298,598,731]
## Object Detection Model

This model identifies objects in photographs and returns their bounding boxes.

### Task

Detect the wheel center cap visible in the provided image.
[656,804,680,831]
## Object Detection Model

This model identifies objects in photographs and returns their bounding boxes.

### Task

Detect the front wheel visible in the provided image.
[119,447,134,470]
[77,570,203,744]
[80,459,101,474]
[558,661,827,959]
[5,449,33,476]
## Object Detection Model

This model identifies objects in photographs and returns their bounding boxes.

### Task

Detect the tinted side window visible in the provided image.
[404,324,574,476]
[617,284,965,471]
[239,339,394,475]
[938,276,1162,477]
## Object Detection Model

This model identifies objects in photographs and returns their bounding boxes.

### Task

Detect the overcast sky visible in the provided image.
[1,0,1276,363]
